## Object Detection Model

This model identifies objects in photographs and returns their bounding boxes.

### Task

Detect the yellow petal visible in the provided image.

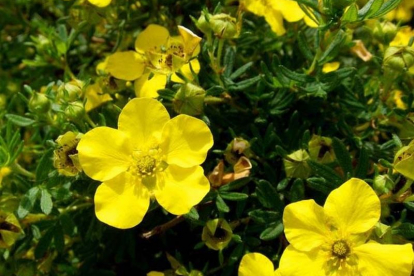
[118,98,170,147]
[160,115,213,168]
[147,272,164,276]
[278,245,325,276]
[154,165,210,215]
[322,62,340,73]
[95,173,150,229]
[85,83,112,112]
[88,0,111,7]
[171,59,200,83]
[77,127,133,182]
[177,26,202,56]
[238,253,275,276]
[264,10,286,36]
[243,0,267,16]
[106,51,145,81]
[135,24,170,53]
[283,200,330,251]
[304,15,318,28]
[354,242,414,276]
[134,73,167,98]
[324,178,380,234]
[274,0,305,22]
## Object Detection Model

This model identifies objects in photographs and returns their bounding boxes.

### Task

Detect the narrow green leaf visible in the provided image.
[228,75,261,91]
[248,210,280,224]
[332,138,353,177]
[307,160,343,186]
[307,177,337,194]
[358,0,383,19]
[35,227,54,259]
[371,0,402,18]
[219,178,251,192]
[54,225,65,252]
[35,149,53,182]
[259,222,284,241]
[278,65,314,83]
[219,192,248,201]
[256,180,283,211]
[5,114,35,127]
[354,147,369,178]
[391,223,414,239]
[216,195,230,213]
[342,3,359,23]
[298,32,314,60]
[319,30,346,64]
[230,62,254,80]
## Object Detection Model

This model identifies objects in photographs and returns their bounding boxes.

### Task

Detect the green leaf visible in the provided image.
[216,195,230,213]
[40,189,53,215]
[319,30,346,64]
[35,149,53,182]
[184,207,200,221]
[230,62,254,80]
[391,223,414,239]
[219,192,248,201]
[54,225,65,252]
[298,31,314,60]
[256,180,283,211]
[219,178,251,192]
[248,210,280,224]
[307,160,343,186]
[5,114,35,127]
[278,65,314,83]
[354,147,369,179]
[17,187,40,218]
[227,75,261,91]
[371,0,402,18]
[35,227,55,259]
[342,3,359,23]
[332,138,353,178]
[307,177,337,194]
[358,0,383,19]
[289,179,305,202]
[259,222,284,241]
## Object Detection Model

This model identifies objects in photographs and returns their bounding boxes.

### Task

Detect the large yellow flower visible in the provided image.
[279,178,414,276]
[106,24,201,98]
[242,0,317,36]
[238,253,280,276]
[77,98,213,229]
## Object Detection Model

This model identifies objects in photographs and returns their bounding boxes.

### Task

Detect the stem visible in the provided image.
[141,215,185,239]
[85,113,97,128]
[216,38,225,72]
[11,161,35,179]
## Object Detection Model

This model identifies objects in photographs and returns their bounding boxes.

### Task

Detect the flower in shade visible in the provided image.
[241,0,317,36]
[77,98,213,229]
[279,178,414,276]
[88,0,111,7]
[238,252,281,276]
[106,24,201,98]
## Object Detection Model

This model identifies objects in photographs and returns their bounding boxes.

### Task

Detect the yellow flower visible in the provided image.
[242,0,317,36]
[88,0,111,7]
[84,83,112,112]
[238,252,280,276]
[53,131,83,176]
[390,26,414,47]
[106,25,201,98]
[386,0,414,22]
[77,98,213,229]
[279,178,414,276]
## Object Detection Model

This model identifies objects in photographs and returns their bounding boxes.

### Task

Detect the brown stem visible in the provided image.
[141,215,185,239]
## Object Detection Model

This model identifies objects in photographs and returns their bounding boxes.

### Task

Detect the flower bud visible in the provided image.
[224,138,252,165]
[53,131,83,176]
[195,13,212,35]
[383,46,414,72]
[394,141,414,180]
[0,95,6,110]
[308,135,335,164]
[0,167,11,186]
[373,22,398,45]
[373,175,394,195]
[0,210,23,248]
[64,101,85,122]
[28,92,51,114]
[283,149,311,179]
[210,13,239,39]
[173,83,205,116]
[202,218,233,251]
[57,80,84,102]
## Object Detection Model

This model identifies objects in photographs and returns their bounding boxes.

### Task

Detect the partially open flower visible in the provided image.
[0,210,23,248]
[351,40,373,62]
[53,131,83,176]
[394,141,414,180]
[224,138,252,165]
[209,157,252,188]
[283,149,311,179]
[202,218,233,251]
[308,135,335,164]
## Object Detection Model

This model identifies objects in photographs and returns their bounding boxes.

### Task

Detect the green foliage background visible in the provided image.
[1,0,414,275]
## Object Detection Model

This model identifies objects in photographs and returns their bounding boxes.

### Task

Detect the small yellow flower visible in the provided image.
[85,83,112,112]
[53,131,83,176]
[88,0,111,7]
[238,252,280,276]
[77,98,214,229]
[242,0,317,36]
[0,210,23,248]
[0,167,11,186]
[279,178,414,275]
[390,26,414,47]
[106,25,201,98]
[322,62,340,73]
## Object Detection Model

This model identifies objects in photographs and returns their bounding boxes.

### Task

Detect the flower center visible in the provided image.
[131,148,166,177]
[331,240,350,259]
